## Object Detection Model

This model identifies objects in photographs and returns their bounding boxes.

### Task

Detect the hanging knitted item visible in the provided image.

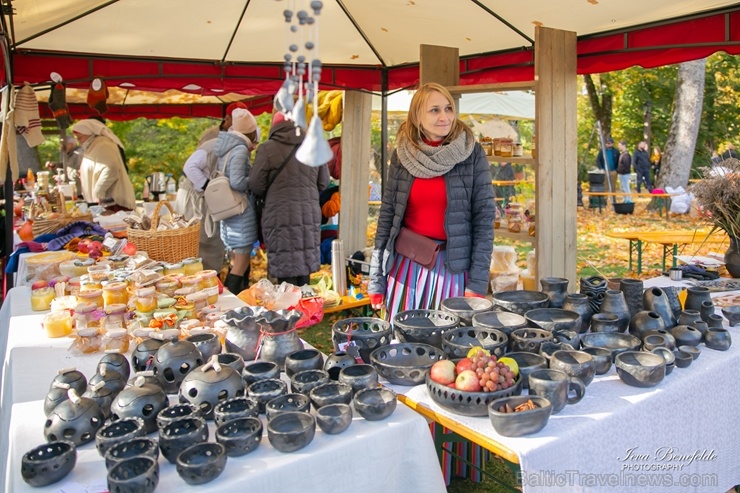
[15,84,45,147]
[86,78,109,114]
[48,82,73,129]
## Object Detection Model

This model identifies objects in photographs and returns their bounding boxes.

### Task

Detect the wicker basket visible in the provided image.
[126,201,200,263]
[32,193,93,237]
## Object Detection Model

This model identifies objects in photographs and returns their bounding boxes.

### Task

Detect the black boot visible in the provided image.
[224,273,244,294]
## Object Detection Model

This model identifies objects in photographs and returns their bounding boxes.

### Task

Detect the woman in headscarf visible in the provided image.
[71,119,136,211]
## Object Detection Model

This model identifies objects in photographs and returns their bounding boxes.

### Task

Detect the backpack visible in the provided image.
[204,148,247,222]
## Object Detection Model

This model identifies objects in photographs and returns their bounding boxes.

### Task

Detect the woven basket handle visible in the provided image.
[150,200,175,229]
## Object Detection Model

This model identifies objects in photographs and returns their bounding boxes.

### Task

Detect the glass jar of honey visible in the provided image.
[199,270,220,304]
[179,274,202,292]
[174,286,197,297]
[102,282,129,307]
[74,301,101,330]
[88,264,111,283]
[103,328,130,353]
[493,138,502,156]
[77,288,104,308]
[67,277,82,297]
[31,287,56,311]
[163,262,186,276]
[43,311,74,338]
[185,292,208,313]
[135,286,157,313]
[155,278,179,298]
[500,138,514,157]
[72,326,104,354]
[513,141,523,157]
[103,303,128,330]
[182,257,204,276]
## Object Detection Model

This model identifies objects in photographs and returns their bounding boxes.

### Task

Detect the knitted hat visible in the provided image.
[86,78,109,115]
[226,102,248,116]
[231,108,257,134]
[272,112,287,127]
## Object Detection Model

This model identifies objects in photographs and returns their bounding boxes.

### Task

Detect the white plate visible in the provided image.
[676,255,725,267]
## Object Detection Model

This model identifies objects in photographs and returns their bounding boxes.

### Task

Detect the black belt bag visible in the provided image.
[394,227,446,270]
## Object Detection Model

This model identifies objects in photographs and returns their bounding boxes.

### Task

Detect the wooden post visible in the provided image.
[420,45,460,86]
[534,26,578,288]
[338,90,372,255]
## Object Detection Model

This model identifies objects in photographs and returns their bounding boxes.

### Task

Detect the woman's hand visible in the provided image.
[369,293,385,310]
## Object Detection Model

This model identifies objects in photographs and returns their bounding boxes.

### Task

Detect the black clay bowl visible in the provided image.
[338,364,379,395]
[580,332,642,362]
[441,326,508,359]
[309,382,353,409]
[266,393,311,421]
[267,411,316,453]
[426,372,523,417]
[615,351,666,388]
[95,416,147,458]
[440,296,493,325]
[581,347,613,375]
[509,328,554,354]
[284,349,324,377]
[704,328,732,351]
[315,403,353,435]
[651,347,676,376]
[331,317,393,364]
[549,350,596,387]
[247,378,288,413]
[353,387,398,421]
[472,310,529,336]
[678,345,701,360]
[505,352,547,389]
[107,456,159,493]
[214,396,259,427]
[242,361,280,386]
[216,416,263,457]
[156,403,201,430]
[488,395,552,437]
[492,290,549,315]
[104,437,159,471]
[290,369,330,395]
[176,442,227,485]
[721,305,740,327]
[525,308,582,334]
[159,416,209,464]
[369,343,448,386]
[215,353,245,374]
[673,350,693,368]
[21,440,76,487]
[393,309,460,347]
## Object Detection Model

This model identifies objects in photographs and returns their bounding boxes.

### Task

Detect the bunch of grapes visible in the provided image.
[470,350,516,392]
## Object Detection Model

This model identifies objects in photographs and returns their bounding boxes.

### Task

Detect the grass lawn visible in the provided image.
[295,201,721,493]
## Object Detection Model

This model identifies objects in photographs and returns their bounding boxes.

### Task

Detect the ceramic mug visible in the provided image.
[528,369,585,414]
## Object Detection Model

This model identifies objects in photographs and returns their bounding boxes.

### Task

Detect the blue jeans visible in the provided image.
[619,174,632,202]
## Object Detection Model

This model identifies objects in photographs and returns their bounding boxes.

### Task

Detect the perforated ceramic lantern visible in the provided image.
[152,339,204,394]
[44,389,104,446]
[110,378,168,433]
[179,357,245,420]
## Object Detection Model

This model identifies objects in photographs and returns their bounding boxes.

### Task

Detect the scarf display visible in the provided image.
[396,131,475,179]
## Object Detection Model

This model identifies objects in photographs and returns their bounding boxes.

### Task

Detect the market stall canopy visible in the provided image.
[373,91,535,120]
[4,0,740,98]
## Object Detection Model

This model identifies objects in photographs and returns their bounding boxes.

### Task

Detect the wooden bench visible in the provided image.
[606,229,728,274]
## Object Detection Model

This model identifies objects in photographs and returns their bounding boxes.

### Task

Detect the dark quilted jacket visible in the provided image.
[368,143,495,296]
[249,121,329,279]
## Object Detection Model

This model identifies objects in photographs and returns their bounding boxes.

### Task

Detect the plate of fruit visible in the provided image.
[425,348,522,417]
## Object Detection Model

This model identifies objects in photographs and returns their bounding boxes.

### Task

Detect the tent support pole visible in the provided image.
[1,10,14,292]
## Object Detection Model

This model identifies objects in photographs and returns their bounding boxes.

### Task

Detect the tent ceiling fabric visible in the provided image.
[12,0,739,67]
[372,91,534,120]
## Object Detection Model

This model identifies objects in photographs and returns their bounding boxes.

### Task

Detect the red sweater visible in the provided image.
[404,138,447,240]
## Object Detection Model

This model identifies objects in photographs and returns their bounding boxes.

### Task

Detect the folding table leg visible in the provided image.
[637,240,643,274]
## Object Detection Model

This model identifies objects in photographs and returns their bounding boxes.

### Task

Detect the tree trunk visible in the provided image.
[584,73,613,142]
[659,59,706,189]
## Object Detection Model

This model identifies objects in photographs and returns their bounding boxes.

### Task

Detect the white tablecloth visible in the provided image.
[6,398,445,493]
[395,278,740,493]
[0,286,446,493]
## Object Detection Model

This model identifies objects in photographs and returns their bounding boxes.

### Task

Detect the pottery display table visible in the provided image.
[0,286,446,492]
[385,278,740,493]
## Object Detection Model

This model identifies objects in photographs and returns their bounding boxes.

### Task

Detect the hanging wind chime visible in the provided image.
[275,0,333,167]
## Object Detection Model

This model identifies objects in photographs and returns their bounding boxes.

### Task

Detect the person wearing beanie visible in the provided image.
[249,111,329,287]
[215,108,260,294]
[72,119,135,211]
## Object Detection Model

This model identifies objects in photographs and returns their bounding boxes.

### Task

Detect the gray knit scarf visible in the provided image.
[396,131,475,178]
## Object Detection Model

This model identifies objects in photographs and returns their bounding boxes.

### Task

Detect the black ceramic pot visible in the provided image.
[670,325,703,347]
[156,403,201,430]
[308,381,353,409]
[323,351,357,380]
[704,328,732,351]
[158,416,209,464]
[725,237,740,278]
[216,417,263,457]
[677,309,702,326]
[315,403,353,435]
[353,387,398,421]
[98,352,132,381]
[266,411,316,453]
[95,417,147,458]
[619,278,644,318]
[338,364,379,395]
[104,437,159,471]
[284,348,324,377]
[643,287,677,329]
[290,369,331,395]
[590,313,621,333]
[628,311,666,339]
[242,360,280,386]
[599,290,630,333]
[21,441,76,487]
[247,378,288,413]
[107,456,159,493]
[175,442,228,485]
[540,277,569,308]
[700,300,717,324]
[265,393,311,421]
[214,396,260,427]
[642,329,676,350]
[684,287,712,312]
[562,293,593,333]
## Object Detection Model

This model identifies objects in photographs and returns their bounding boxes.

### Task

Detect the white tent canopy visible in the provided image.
[372,91,534,120]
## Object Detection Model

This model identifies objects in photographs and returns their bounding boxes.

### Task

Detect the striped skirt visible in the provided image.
[385,249,466,322]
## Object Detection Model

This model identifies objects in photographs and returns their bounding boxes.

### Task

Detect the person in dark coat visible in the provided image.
[368,82,495,318]
[596,137,619,193]
[249,113,329,286]
[632,141,652,193]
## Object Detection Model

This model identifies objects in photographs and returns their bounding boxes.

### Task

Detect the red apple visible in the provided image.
[455,358,474,374]
[90,241,103,251]
[122,242,137,255]
[429,360,456,385]
[455,370,482,392]
[77,238,92,254]
[31,280,48,291]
